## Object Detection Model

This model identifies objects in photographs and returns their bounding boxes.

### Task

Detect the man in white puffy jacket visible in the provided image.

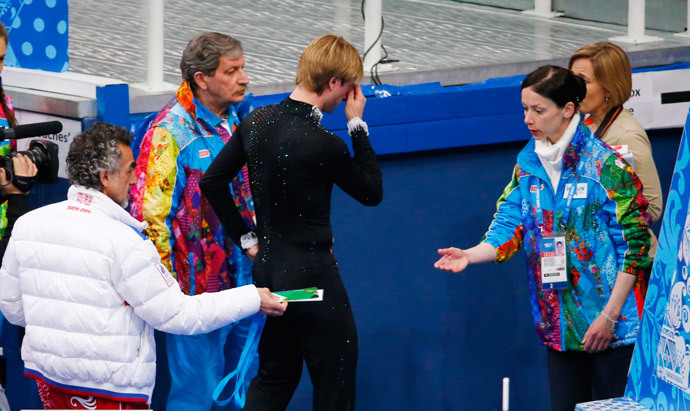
[0,122,286,409]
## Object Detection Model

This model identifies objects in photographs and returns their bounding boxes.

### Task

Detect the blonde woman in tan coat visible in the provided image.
[569,42,662,262]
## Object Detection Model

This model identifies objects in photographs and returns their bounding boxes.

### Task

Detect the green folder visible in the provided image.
[274,287,319,301]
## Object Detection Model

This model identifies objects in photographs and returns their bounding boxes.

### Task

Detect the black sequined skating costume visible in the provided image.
[201,97,383,410]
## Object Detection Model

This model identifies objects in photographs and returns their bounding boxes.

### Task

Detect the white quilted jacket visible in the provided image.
[0,186,260,403]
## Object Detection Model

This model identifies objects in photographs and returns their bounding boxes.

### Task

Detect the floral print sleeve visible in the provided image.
[133,127,180,273]
[600,154,651,277]
[483,164,524,262]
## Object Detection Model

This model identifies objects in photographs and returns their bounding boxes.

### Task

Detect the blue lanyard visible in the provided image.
[213,313,265,408]
[535,160,586,233]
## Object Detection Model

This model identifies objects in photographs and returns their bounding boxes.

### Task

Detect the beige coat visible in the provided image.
[598,109,662,258]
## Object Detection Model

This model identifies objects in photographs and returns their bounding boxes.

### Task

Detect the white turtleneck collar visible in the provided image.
[534,113,580,191]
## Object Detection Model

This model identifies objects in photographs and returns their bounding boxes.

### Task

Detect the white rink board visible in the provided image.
[627,68,690,130]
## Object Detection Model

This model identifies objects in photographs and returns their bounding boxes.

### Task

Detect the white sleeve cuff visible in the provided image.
[240,231,258,251]
[347,117,369,136]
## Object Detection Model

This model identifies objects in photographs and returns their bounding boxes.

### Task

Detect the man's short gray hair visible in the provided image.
[180,32,243,93]
[66,122,132,190]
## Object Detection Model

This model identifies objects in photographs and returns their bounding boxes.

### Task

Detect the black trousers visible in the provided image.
[546,344,635,411]
[243,264,357,411]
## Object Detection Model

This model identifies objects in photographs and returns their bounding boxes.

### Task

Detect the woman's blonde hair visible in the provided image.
[296,34,363,94]
[568,42,632,112]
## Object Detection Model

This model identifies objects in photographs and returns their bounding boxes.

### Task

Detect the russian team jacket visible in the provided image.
[0,186,260,403]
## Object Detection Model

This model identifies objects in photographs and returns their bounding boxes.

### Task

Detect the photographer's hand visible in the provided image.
[0,154,37,195]
[13,154,37,178]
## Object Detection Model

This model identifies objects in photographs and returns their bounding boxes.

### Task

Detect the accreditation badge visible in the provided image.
[540,233,567,290]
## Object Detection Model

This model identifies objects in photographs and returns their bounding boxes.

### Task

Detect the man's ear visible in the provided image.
[100,169,110,189]
[328,77,340,91]
[193,71,208,91]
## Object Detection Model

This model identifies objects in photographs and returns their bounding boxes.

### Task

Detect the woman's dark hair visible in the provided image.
[521,65,586,109]
[0,23,17,127]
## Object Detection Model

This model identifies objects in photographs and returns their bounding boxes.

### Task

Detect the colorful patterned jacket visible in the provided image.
[130,80,255,295]
[483,122,651,352]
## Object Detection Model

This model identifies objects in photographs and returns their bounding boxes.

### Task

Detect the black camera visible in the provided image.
[0,139,60,184]
[0,121,63,187]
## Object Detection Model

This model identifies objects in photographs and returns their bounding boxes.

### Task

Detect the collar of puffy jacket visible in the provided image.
[516,121,591,185]
[68,185,148,232]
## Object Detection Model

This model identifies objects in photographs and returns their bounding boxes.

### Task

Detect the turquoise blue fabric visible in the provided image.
[212,313,265,408]
[165,247,258,411]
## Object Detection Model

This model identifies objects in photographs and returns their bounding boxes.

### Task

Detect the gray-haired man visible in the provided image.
[129,32,260,410]
[0,122,285,409]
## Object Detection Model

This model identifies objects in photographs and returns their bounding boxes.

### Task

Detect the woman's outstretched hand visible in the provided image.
[434,243,497,273]
[434,247,470,273]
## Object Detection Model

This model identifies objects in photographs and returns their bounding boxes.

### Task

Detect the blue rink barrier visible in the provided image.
[130,61,690,160]
[253,62,690,157]
[253,78,530,156]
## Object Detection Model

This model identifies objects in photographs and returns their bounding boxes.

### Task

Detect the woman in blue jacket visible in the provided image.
[435,65,651,411]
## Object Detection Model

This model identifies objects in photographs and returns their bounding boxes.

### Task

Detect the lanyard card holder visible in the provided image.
[540,232,568,290]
